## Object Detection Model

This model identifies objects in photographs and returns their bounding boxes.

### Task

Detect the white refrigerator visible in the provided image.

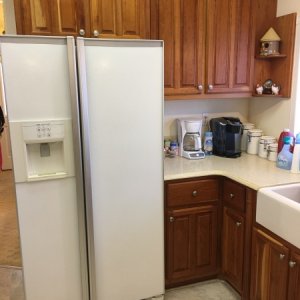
[0,36,164,300]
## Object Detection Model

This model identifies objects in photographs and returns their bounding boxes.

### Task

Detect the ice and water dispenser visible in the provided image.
[9,119,75,183]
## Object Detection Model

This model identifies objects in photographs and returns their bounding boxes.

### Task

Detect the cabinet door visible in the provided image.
[193,205,218,277]
[14,0,89,36]
[222,207,244,292]
[288,251,300,300]
[16,0,53,34]
[152,0,205,96]
[166,205,218,284]
[206,0,253,94]
[52,0,90,36]
[250,228,289,300]
[90,0,150,38]
[166,208,194,281]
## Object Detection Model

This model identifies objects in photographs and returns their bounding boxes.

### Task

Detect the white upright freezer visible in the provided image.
[0,36,164,300]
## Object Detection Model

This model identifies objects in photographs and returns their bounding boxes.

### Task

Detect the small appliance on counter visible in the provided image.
[210,117,243,158]
[177,118,205,160]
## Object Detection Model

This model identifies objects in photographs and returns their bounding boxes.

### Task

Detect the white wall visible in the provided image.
[248,2,300,138]
[277,0,300,17]
[3,0,16,34]
[164,98,249,137]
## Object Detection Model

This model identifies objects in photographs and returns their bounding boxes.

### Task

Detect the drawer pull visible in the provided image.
[289,261,296,268]
[279,254,285,260]
[236,222,242,227]
[192,190,198,197]
[229,193,235,199]
[169,217,174,223]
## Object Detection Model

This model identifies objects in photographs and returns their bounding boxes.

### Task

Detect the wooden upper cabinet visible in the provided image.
[152,0,205,96]
[52,0,90,36]
[151,0,254,99]
[206,0,253,94]
[14,0,90,36]
[90,0,150,38]
[15,0,52,35]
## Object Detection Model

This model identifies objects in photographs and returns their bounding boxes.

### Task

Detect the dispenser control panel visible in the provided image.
[22,121,64,142]
[36,123,51,138]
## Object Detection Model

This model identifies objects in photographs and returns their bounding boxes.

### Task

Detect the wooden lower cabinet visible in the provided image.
[222,207,244,292]
[165,177,220,287]
[250,227,290,300]
[288,251,300,300]
[166,205,218,285]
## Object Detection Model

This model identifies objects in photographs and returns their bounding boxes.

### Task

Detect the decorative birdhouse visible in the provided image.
[260,27,281,56]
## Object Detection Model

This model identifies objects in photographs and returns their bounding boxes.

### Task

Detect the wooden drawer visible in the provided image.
[223,179,246,212]
[166,178,219,207]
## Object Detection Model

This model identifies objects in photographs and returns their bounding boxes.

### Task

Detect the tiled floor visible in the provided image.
[165,280,241,300]
[0,266,25,300]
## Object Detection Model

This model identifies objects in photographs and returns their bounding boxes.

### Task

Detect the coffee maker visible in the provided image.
[209,117,243,158]
[177,119,205,159]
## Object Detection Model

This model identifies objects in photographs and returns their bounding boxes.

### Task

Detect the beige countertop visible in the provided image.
[164,153,300,190]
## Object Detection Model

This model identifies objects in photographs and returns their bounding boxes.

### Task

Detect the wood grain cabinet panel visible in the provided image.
[151,0,254,98]
[222,207,244,292]
[90,0,150,38]
[166,205,218,285]
[206,0,253,94]
[151,0,205,96]
[165,177,220,287]
[250,228,289,300]
[14,0,89,36]
[20,0,53,34]
[14,0,150,38]
[288,251,300,300]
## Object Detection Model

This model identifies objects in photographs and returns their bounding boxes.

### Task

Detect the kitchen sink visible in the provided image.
[257,183,300,248]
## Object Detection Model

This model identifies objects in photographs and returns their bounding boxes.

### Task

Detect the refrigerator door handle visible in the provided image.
[75,37,97,300]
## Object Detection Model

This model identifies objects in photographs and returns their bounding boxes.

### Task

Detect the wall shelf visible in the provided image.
[255,54,287,59]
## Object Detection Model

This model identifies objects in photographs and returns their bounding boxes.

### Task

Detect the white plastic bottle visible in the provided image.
[291,133,300,173]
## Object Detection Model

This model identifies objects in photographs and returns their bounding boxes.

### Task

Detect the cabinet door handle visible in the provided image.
[79,29,85,36]
[279,254,285,260]
[197,85,203,92]
[192,190,198,197]
[208,84,213,90]
[236,222,242,227]
[229,193,235,199]
[169,217,174,222]
[93,30,100,37]
[289,261,297,268]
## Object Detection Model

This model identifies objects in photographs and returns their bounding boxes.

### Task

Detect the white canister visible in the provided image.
[247,129,263,155]
[258,136,276,158]
[241,123,255,151]
[267,143,278,161]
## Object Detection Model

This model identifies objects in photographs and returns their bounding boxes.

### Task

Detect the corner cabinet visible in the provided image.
[13,0,150,39]
[250,227,300,300]
[151,0,254,99]
[164,177,220,287]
